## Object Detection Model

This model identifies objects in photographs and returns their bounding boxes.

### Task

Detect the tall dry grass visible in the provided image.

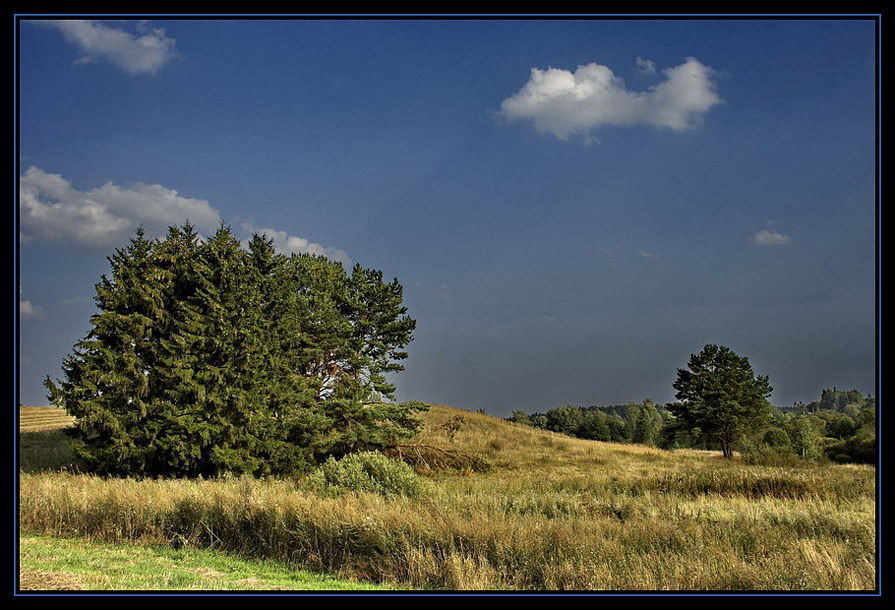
[18,404,877,591]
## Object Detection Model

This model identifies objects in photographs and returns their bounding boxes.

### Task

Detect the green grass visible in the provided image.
[18,428,85,474]
[19,534,393,591]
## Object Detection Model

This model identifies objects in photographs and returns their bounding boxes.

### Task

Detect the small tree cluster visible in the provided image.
[512,400,665,446]
[45,223,426,477]
[743,389,877,464]
[509,345,874,465]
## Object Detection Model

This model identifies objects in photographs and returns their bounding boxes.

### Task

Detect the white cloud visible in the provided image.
[19,167,221,249]
[19,167,352,264]
[635,56,656,74]
[19,288,42,320]
[500,57,721,140]
[751,229,790,246]
[20,299,41,319]
[246,225,351,266]
[40,20,177,75]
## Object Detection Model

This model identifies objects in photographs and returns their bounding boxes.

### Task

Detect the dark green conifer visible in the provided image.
[46,227,163,475]
[46,223,424,478]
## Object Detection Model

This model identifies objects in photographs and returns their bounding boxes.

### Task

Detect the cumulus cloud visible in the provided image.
[20,287,42,320]
[500,56,721,140]
[39,20,177,75]
[246,225,351,266]
[20,298,42,320]
[751,229,790,246]
[19,167,221,249]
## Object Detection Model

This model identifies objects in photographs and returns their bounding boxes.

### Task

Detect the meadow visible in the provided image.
[18,405,877,591]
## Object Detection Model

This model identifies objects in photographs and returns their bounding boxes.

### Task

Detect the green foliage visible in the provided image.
[545,406,585,436]
[530,413,548,429]
[812,388,874,413]
[630,399,663,447]
[780,389,876,465]
[578,408,612,441]
[670,345,772,459]
[518,401,663,447]
[761,426,791,449]
[507,410,533,426]
[823,424,876,464]
[304,451,426,498]
[739,444,803,467]
[814,410,858,439]
[787,415,825,460]
[45,224,422,478]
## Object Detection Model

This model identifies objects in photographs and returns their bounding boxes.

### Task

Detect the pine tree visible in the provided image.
[45,228,165,475]
[245,234,320,473]
[670,344,772,459]
[344,264,416,399]
[46,223,425,478]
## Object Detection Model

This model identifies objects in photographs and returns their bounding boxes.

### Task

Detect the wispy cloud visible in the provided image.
[751,229,790,246]
[19,288,42,320]
[19,167,221,249]
[38,20,177,75]
[635,56,656,74]
[500,57,722,140]
[20,299,41,319]
[243,224,351,266]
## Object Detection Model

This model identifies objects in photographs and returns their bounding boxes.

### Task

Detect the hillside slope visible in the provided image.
[19,406,74,432]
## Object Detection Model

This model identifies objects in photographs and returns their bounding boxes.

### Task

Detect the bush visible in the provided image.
[739,437,802,467]
[304,451,426,498]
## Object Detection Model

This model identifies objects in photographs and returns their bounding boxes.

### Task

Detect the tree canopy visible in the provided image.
[45,223,426,477]
[669,344,772,458]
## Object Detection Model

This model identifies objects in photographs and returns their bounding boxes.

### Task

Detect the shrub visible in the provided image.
[739,437,802,466]
[304,451,426,498]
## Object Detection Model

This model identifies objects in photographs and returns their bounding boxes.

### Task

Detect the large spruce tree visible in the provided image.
[46,224,424,477]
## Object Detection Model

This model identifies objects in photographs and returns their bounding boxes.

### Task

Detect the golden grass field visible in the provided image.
[18,406,74,432]
[18,404,877,591]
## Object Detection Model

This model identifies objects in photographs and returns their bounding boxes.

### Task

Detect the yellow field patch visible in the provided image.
[19,406,74,432]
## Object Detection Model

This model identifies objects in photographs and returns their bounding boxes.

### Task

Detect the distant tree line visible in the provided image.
[508,387,876,464]
[763,388,877,464]
[509,399,667,447]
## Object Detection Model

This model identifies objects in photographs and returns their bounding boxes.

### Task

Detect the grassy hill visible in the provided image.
[19,406,75,431]
[18,404,877,591]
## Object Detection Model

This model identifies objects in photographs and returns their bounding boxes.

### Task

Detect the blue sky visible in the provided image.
[17,16,878,415]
